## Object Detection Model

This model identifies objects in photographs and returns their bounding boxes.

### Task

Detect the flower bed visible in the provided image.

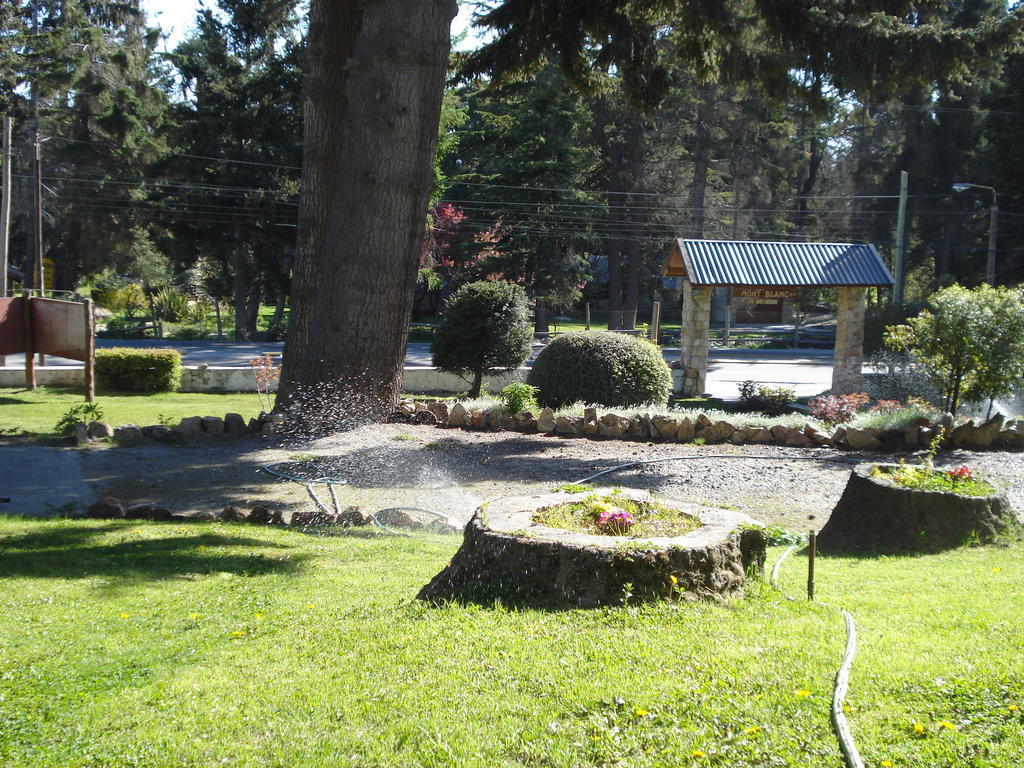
[532,491,702,538]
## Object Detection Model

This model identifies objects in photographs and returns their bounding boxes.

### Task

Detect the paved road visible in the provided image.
[2,340,838,399]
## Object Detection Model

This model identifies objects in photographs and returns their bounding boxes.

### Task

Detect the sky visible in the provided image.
[141,1,479,52]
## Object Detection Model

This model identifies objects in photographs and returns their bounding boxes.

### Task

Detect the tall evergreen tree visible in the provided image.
[163,0,304,340]
[1,0,169,290]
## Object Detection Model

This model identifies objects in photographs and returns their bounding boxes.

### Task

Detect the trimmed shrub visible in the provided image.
[527,331,672,409]
[738,380,797,415]
[431,281,533,397]
[95,348,182,392]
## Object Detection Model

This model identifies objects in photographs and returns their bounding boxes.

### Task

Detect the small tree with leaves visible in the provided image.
[885,284,1024,415]
[431,281,533,397]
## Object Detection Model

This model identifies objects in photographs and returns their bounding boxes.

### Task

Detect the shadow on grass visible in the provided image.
[0,522,306,581]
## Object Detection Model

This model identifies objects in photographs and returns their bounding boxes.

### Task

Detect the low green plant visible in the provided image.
[738,380,796,415]
[497,383,538,413]
[156,413,175,427]
[534,494,701,538]
[553,482,593,494]
[183,298,214,326]
[739,523,808,546]
[152,286,190,322]
[168,325,210,341]
[54,402,104,435]
[95,348,182,393]
[849,397,940,433]
[872,462,994,497]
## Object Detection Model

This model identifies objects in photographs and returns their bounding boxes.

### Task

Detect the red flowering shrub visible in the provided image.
[809,393,871,424]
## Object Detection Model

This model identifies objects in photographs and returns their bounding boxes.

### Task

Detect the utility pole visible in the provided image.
[893,170,908,305]
[0,117,10,367]
[986,194,998,286]
[30,0,44,366]
[33,129,45,367]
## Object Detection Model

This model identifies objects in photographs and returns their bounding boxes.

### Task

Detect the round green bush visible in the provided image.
[431,281,533,397]
[527,331,672,409]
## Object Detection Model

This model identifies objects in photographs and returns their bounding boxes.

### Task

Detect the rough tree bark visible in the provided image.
[277,0,457,423]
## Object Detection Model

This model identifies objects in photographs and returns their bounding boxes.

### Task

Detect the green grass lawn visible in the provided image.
[0,387,263,437]
[0,517,1019,767]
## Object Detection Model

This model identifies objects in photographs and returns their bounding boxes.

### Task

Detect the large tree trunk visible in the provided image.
[277,0,456,424]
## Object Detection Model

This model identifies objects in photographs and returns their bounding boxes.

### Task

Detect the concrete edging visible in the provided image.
[0,366,524,394]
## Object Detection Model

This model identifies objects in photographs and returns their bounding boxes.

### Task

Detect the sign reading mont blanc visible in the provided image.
[732,287,798,303]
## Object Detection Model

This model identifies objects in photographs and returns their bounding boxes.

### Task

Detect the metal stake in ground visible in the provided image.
[807,530,817,600]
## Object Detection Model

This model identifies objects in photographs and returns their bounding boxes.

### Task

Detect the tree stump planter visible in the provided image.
[818,464,1020,553]
[417,489,766,607]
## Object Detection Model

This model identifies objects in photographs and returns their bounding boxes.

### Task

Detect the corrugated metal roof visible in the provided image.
[676,239,894,287]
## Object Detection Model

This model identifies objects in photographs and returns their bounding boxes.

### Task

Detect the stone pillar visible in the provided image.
[678,279,712,396]
[832,286,866,394]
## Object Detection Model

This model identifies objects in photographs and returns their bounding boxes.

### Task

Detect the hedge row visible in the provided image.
[95,348,182,392]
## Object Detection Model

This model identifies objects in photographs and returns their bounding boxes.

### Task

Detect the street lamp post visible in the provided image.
[952,181,998,285]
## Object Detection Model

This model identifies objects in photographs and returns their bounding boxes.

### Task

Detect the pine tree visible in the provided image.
[162,0,304,340]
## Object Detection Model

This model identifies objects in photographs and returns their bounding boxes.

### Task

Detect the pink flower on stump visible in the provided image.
[596,509,635,535]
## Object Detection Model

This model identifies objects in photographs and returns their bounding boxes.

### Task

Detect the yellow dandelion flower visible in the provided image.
[993,567,1001,573]
[634,708,649,717]
[743,725,761,735]
[189,612,199,621]
[1008,703,1018,712]
[691,750,706,759]
[229,630,245,637]
[795,689,811,698]
[912,721,925,735]
[669,574,678,585]
[119,612,130,619]
[254,612,263,620]
[306,603,315,609]
[938,720,957,731]
[880,761,893,767]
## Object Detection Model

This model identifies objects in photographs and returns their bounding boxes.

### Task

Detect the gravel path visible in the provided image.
[47,424,1024,532]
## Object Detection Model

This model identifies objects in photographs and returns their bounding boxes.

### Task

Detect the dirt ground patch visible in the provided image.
[12,424,1024,531]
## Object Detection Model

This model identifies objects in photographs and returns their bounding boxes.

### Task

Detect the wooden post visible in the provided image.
[83,298,95,402]
[723,288,732,347]
[22,289,34,390]
[807,530,817,601]
[651,301,661,342]
[585,302,591,331]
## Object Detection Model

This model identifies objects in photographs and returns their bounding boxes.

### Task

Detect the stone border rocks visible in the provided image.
[71,400,1024,455]
[817,463,1021,553]
[79,496,461,535]
[395,398,1024,454]
[417,488,767,607]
